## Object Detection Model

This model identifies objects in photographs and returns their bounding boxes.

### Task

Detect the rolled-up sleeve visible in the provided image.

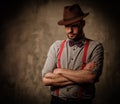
[42,42,58,77]
[90,43,104,82]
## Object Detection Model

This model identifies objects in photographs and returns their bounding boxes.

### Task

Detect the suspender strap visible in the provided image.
[56,40,66,96]
[79,39,90,97]
[82,40,90,69]
[57,40,66,68]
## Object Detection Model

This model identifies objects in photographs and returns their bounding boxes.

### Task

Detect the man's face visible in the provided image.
[65,21,83,40]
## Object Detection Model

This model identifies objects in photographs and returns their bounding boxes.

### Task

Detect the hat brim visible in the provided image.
[58,13,89,25]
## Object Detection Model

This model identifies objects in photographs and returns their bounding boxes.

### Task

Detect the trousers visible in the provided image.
[50,96,92,104]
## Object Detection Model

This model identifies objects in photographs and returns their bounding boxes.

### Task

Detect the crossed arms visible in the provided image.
[42,61,96,86]
[42,42,104,87]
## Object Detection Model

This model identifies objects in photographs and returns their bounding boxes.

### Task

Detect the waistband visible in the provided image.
[51,95,92,102]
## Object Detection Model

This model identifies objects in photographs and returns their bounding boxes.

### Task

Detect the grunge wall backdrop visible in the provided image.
[0,0,120,104]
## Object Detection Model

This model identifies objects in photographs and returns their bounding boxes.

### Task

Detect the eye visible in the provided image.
[65,24,80,28]
[71,24,79,27]
[65,25,69,27]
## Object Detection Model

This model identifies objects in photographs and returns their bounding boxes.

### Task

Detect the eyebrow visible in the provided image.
[65,23,80,27]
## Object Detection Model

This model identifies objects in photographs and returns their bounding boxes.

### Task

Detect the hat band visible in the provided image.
[63,15,83,21]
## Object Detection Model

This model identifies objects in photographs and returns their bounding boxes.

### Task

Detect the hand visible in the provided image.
[53,68,62,75]
[84,61,96,71]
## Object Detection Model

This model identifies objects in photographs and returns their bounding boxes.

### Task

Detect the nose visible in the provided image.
[68,26,73,33]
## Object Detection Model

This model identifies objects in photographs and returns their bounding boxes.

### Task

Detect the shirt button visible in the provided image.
[73,48,76,50]
[71,58,73,60]
[73,46,77,50]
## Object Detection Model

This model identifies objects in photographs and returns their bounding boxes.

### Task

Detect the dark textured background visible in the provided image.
[0,0,120,104]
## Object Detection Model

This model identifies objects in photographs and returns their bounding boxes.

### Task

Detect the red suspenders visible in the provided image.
[56,40,66,96]
[57,40,66,68]
[82,40,90,69]
[78,40,89,97]
[55,39,89,96]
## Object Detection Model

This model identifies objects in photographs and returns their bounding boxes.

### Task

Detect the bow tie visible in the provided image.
[69,40,83,47]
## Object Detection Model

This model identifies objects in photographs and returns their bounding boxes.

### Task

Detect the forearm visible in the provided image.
[42,72,74,86]
[43,77,73,86]
[60,69,96,84]
[53,62,97,84]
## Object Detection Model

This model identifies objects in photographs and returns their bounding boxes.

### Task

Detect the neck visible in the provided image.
[73,33,85,42]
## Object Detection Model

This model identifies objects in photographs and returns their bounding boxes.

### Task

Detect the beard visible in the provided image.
[67,32,84,41]
[67,33,78,40]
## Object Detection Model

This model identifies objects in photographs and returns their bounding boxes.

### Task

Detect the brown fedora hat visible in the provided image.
[58,4,89,25]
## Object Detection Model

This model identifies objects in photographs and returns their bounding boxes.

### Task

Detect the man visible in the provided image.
[42,4,104,104]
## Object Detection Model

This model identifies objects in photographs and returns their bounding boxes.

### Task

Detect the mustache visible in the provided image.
[68,32,77,35]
